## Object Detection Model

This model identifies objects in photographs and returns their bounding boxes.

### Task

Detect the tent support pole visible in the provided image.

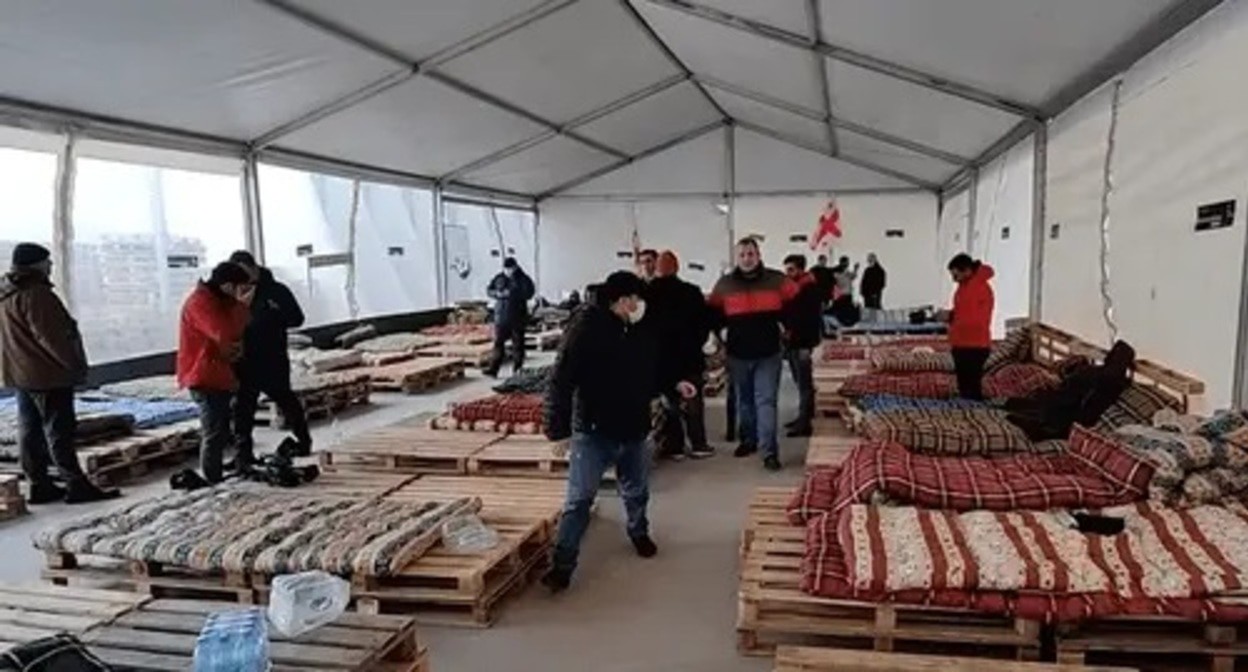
[805,0,837,154]
[433,184,448,306]
[241,153,266,264]
[51,133,76,306]
[725,123,736,262]
[1029,124,1047,320]
[965,168,978,255]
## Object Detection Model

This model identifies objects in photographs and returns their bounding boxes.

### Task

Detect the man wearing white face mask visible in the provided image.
[541,271,697,592]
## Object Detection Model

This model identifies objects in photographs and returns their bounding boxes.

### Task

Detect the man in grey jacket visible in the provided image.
[0,243,118,504]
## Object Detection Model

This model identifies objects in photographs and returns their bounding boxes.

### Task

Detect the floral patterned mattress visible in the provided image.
[34,484,476,578]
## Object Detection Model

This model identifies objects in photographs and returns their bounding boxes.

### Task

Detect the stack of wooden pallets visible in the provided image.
[260,372,372,428]
[367,357,467,394]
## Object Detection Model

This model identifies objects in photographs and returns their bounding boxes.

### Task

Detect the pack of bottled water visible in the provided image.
[192,608,270,672]
[268,570,351,638]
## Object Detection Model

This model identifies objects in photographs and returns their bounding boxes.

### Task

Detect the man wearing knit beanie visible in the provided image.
[0,242,121,504]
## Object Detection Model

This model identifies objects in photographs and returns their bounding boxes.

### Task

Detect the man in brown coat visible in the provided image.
[0,243,117,504]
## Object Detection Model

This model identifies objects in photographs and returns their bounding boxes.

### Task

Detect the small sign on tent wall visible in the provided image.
[1196,200,1236,232]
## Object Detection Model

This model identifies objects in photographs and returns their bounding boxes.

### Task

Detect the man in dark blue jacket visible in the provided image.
[229,251,310,463]
[541,271,697,592]
[484,257,535,377]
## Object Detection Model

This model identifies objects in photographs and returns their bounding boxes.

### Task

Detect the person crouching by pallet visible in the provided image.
[0,243,120,504]
[541,271,698,593]
[176,262,253,485]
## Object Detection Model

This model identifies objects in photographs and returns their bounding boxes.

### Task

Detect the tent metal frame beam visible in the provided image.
[805,0,838,155]
[698,76,971,167]
[255,0,628,160]
[440,73,689,183]
[547,187,924,202]
[538,119,726,199]
[619,0,730,122]
[1029,124,1047,320]
[734,120,940,191]
[643,0,1041,120]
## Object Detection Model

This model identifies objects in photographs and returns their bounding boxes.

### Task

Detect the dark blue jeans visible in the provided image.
[728,354,783,458]
[552,432,650,574]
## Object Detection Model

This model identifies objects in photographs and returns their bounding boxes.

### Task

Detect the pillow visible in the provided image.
[984,326,1033,372]
[1095,383,1179,431]
[1066,425,1154,497]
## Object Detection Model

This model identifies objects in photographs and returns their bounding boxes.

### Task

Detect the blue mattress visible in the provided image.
[856,394,991,414]
[0,395,199,430]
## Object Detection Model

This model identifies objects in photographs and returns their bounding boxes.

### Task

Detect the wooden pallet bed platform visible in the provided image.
[318,427,503,475]
[805,434,857,470]
[386,476,566,527]
[417,343,493,369]
[0,583,148,652]
[82,598,429,672]
[1056,616,1248,672]
[466,434,567,479]
[368,357,467,394]
[65,422,201,487]
[738,490,1041,659]
[774,646,1134,671]
[0,474,26,522]
[258,372,373,429]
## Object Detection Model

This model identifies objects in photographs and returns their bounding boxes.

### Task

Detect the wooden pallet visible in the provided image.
[369,357,468,394]
[704,367,728,398]
[805,435,857,470]
[299,471,418,499]
[466,434,567,479]
[319,428,503,475]
[741,487,796,560]
[0,583,148,652]
[76,422,200,486]
[347,515,550,627]
[258,377,372,428]
[1057,617,1248,672]
[418,343,493,368]
[82,598,429,672]
[0,474,26,522]
[386,476,567,527]
[775,645,1135,671]
[739,491,1040,659]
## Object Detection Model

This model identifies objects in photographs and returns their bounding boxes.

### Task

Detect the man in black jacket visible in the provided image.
[782,254,823,437]
[647,251,712,460]
[860,253,887,310]
[542,271,698,592]
[228,251,310,463]
[484,257,535,377]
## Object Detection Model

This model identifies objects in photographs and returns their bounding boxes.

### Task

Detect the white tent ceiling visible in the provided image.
[0,0,1220,201]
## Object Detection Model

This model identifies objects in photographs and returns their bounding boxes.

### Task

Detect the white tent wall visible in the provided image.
[970,135,1035,336]
[733,193,942,309]
[936,189,970,303]
[1041,0,1248,409]
[539,191,941,308]
[536,198,730,297]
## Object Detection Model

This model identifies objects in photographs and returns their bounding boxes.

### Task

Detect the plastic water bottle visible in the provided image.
[268,571,351,637]
[441,514,501,553]
[192,608,270,672]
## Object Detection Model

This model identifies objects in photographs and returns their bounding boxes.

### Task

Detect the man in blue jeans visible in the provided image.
[541,271,698,592]
[709,238,798,471]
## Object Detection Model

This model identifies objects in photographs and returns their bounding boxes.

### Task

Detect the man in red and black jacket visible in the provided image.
[781,254,823,438]
[708,238,799,471]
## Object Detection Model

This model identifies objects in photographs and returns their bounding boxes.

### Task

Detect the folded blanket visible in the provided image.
[451,394,544,428]
[869,350,953,373]
[96,375,186,401]
[839,363,1058,400]
[493,366,553,395]
[291,348,364,373]
[1109,409,1248,506]
[353,332,438,354]
[1093,383,1179,432]
[860,407,1038,455]
[787,431,1150,524]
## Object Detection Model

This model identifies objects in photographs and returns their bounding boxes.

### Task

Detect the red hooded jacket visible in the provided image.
[176,282,249,392]
[948,264,995,349]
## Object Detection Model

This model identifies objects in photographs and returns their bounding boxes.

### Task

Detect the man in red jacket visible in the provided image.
[940,254,995,400]
[177,262,254,484]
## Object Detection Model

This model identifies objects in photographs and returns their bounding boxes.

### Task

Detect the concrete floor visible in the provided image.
[0,362,810,671]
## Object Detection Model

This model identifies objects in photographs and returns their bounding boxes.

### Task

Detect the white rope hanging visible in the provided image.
[1097,80,1124,342]
[345,179,361,320]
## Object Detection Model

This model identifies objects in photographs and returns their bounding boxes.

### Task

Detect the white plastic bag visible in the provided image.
[267,571,350,637]
[441,514,500,553]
